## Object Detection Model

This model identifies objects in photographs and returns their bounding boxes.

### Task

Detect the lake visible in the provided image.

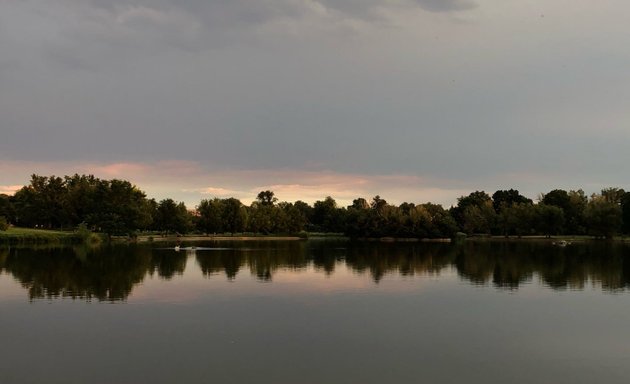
[1,240,630,383]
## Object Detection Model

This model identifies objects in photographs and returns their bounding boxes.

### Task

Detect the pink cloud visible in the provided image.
[186,186,242,197]
[189,170,469,207]
[81,160,203,181]
[0,158,528,207]
[88,162,150,178]
[0,185,22,195]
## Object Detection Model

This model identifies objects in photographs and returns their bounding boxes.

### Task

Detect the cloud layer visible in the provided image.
[2,0,630,204]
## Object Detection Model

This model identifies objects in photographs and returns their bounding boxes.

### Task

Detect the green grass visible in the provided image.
[0,227,83,245]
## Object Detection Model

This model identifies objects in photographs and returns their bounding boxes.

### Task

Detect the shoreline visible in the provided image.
[133,235,305,242]
[4,227,630,246]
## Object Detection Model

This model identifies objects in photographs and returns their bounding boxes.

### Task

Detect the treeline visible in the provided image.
[1,174,630,238]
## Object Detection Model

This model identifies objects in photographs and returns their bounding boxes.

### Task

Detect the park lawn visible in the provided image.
[0,227,81,244]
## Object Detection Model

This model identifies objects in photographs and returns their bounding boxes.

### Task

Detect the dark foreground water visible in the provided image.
[1,240,630,384]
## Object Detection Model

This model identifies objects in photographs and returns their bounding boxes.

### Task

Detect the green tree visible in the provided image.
[601,187,625,205]
[0,216,9,231]
[222,198,247,233]
[82,179,150,236]
[499,203,536,237]
[278,202,307,233]
[461,203,496,235]
[12,175,67,228]
[492,189,532,212]
[566,190,587,234]
[196,198,225,234]
[533,204,565,237]
[541,189,586,234]
[345,198,371,237]
[0,194,14,224]
[312,196,341,232]
[256,190,277,206]
[621,192,630,234]
[408,205,432,238]
[293,200,313,229]
[421,203,458,238]
[247,202,274,234]
[155,199,192,235]
[452,191,493,231]
[351,198,370,210]
[584,195,622,239]
[64,174,100,227]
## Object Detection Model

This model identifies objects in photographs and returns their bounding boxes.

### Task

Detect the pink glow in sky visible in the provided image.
[1,0,629,205]
[0,158,474,208]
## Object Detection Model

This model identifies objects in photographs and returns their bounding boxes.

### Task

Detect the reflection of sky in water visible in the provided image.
[0,273,23,302]
[128,262,459,305]
[3,240,630,302]
[2,242,630,383]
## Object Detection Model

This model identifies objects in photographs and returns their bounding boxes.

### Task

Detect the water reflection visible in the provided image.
[2,241,630,301]
[0,245,151,301]
[150,251,187,279]
[454,241,630,291]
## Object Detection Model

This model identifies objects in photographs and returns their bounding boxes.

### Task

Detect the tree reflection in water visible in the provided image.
[2,241,630,301]
[0,245,151,301]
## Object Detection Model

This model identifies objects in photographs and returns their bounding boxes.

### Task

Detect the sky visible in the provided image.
[1,0,629,208]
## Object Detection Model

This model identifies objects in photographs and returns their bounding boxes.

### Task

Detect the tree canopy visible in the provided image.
[2,174,630,239]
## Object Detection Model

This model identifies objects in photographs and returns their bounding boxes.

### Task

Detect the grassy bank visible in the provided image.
[0,227,84,245]
[132,232,349,243]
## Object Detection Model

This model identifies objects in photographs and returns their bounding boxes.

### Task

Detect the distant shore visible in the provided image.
[4,227,630,246]
[134,235,304,242]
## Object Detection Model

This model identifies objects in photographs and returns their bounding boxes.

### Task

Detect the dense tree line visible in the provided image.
[2,174,630,239]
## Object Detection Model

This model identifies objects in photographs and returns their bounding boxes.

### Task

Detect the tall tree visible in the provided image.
[222,198,247,233]
[247,202,274,234]
[351,198,370,210]
[492,189,532,212]
[0,194,14,223]
[196,198,225,234]
[278,202,307,233]
[312,196,342,232]
[461,204,496,235]
[533,204,565,237]
[452,191,493,231]
[621,192,630,235]
[155,199,192,235]
[584,194,622,239]
[256,190,277,206]
[601,187,626,205]
[542,189,586,234]
[497,203,536,237]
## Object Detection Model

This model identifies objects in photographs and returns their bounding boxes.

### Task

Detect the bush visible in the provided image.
[77,222,91,240]
[0,216,9,231]
[77,222,102,245]
[87,232,103,246]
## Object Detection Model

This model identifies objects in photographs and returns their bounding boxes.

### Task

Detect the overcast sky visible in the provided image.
[1,0,629,207]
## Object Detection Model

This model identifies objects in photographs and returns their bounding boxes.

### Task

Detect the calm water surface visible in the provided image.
[1,240,630,383]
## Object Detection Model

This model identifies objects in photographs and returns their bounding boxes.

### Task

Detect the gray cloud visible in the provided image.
[2,0,630,204]
[77,0,478,44]
[413,0,476,12]
[1,0,477,71]
[319,0,476,15]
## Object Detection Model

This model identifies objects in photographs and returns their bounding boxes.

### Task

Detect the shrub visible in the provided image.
[77,222,91,240]
[77,222,102,245]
